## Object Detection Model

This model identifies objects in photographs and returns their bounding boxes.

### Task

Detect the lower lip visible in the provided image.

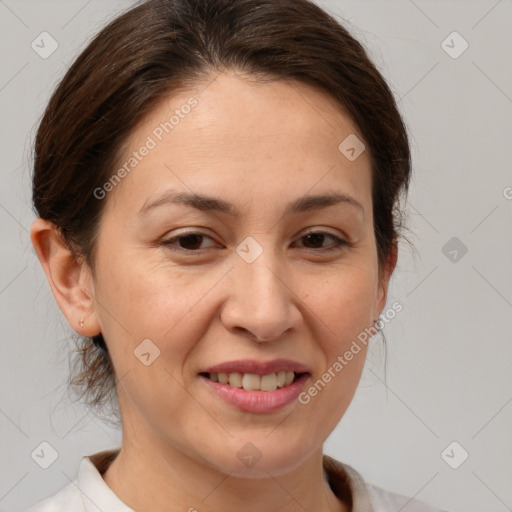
[199,373,310,413]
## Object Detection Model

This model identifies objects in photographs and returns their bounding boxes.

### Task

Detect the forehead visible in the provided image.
[104,71,372,218]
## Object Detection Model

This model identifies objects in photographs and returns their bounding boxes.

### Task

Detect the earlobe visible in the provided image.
[376,239,399,315]
[30,218,101,337]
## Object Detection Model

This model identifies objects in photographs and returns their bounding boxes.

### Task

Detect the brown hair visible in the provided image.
[32,0,412,424]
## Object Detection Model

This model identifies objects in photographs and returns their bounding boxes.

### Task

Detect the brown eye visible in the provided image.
[295,232,350,253]
[161,232,217,252]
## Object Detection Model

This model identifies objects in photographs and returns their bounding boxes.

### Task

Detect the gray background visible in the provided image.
[1,1,511,511]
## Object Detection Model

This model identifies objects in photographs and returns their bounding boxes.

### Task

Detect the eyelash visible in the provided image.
[159,230,352,255]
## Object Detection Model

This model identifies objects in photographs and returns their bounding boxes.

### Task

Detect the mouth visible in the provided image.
[199,370,307,392]
[198,359,311,412]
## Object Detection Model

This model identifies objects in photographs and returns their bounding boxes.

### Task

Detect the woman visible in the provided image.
[27,0,448,510]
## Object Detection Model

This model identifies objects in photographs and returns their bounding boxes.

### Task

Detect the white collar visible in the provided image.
[77,451,134,512]
[73,449,373,511]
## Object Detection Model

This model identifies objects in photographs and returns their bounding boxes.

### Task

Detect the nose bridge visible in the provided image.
[235,234,287,303]
[222,234,300,341]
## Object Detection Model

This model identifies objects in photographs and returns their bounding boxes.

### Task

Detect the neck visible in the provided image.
[101,429,348,512]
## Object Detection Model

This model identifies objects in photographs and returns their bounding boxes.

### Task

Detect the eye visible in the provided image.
[294,231,351,253]
[159,230,351,255]
[160,232,218,252]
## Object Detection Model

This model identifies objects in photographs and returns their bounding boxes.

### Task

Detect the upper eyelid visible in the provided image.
[163,227,345,239]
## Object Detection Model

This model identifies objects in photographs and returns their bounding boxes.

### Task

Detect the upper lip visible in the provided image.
[200,359,311,376]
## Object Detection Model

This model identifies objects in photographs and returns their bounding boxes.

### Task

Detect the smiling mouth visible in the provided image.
[199,371,306,392]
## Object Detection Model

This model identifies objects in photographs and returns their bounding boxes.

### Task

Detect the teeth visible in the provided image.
[242,373,260,390]
[209,371,300,391]
[260,373,277,391]
[228,372,243,388]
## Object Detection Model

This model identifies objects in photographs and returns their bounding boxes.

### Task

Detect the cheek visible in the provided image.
[299,272,373,427]
[95,254,221,366]
[96,259,216,430]
[301,264,377,348]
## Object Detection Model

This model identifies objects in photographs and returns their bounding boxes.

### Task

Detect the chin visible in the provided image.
[201,435,317,479]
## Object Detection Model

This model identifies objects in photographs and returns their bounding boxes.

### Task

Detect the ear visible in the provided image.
[374,238,399,318]
[30,218,101,337]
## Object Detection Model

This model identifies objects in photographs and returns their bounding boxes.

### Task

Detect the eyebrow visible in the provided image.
[137,190,364,218]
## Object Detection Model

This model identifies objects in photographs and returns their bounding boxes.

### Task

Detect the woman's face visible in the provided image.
[78,71,394,476]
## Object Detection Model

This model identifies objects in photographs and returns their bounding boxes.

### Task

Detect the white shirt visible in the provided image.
[24,449,449,512]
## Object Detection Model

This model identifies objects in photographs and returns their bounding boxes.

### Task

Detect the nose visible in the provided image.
[219,245,302,342]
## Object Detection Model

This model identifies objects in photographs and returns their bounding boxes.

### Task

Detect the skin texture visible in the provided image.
[31,70,397,512]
